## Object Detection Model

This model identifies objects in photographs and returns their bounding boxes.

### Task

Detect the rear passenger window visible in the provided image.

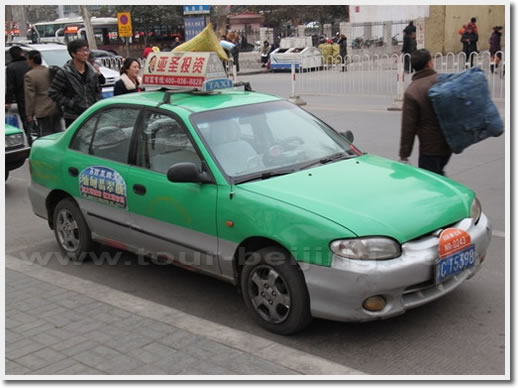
[70,108,140,164]
[70,116,97,153]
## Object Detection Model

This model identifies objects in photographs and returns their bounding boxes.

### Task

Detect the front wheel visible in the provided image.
[53,198,97,262]
[240,247,312,335]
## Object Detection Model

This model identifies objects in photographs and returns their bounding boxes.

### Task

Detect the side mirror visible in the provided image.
[167,162,212,184]
[340,130,354,143]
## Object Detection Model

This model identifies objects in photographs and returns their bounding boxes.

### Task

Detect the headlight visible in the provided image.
[5,134,24,148]
[330,237,401,260]
[471,196,482,224]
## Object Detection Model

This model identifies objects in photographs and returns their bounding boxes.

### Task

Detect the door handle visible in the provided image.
[133,184,147,196]
[68,167,79,177]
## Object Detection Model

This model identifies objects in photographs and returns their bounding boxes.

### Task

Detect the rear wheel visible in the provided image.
[240,247,312,335]
[53,198,97,262]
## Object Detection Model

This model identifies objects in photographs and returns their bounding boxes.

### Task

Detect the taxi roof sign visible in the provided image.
[142,51,231,91]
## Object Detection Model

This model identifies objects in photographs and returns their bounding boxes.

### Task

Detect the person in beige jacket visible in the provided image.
[24,50,62,140]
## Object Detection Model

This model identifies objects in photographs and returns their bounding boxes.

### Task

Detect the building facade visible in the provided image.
[425,5,505,54]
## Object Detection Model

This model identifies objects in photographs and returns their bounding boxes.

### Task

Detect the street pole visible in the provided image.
[10,5,28,41]
[216,5,228,37]
[6,5,13,43]
[79,5,98,50]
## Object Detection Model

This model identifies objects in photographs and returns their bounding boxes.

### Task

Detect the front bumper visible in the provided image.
[6,146,30,172]
[303,213,492,322]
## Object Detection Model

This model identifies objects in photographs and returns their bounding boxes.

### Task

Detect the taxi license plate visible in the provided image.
[435,245,476,284]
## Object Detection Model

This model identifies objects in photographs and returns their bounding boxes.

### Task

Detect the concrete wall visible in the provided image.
[425,5,505,54]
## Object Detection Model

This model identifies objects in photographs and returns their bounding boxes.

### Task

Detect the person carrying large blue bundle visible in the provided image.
[399,49,452,176]
[399,49,503,176]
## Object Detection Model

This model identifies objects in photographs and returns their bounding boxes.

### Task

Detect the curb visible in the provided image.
[6,255,366,376]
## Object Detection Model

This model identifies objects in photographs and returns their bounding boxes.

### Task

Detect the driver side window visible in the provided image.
[136,112,201,174]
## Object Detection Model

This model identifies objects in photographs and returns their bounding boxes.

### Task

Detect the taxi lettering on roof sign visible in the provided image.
[142,51,231,91]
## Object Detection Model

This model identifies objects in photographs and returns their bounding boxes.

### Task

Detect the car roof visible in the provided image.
[5,43,67,52]
[105,89,282,114]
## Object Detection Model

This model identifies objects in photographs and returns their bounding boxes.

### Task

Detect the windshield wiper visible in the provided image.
[234,169,296,184]
[299,152,351,170]
[320,152,350,164]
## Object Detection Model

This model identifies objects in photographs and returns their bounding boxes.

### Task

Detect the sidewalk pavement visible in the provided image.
[5,255,365,376]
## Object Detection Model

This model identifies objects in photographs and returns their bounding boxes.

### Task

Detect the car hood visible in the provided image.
[238,154,474,243]
[6,123,22,136]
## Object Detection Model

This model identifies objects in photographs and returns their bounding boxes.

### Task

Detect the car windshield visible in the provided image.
[40,50,70,67]
[191,100,360,182]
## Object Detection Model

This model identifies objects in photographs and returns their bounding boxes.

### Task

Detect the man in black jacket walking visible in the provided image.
[5,46,30,136]
[49,39,101,127]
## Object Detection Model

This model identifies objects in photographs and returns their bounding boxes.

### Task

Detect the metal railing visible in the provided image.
[293,50,505,100]
[98,57,125,71]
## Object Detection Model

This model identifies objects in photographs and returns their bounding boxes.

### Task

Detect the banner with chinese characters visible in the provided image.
[184,17,206,41]
[142,52,226,88]
[79,166,127,209]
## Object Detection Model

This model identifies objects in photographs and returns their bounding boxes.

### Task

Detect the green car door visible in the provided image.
[64,106,140,248]
[125,108,221,275]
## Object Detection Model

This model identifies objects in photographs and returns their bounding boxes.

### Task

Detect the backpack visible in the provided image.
[428,67,503,154]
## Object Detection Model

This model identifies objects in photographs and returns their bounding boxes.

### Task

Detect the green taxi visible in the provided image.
[28,53,492,335]
[6,123,30,181]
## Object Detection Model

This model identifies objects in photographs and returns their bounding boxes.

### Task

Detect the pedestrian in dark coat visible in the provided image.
[461,25,478,68]
[402,31,417,73]
[113,58,144,96]
[489,26,503,73]
[171,37,182,49]
[399,49,451,176]
[5,46,30,134]
[48,39,101,127]
[260,41,270,67]
[403,21,416,35]
[228,32,241,73]
[338,34,348,71]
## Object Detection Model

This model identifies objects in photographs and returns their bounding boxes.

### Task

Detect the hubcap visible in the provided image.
[56,209,80,253]
[248,265,291,324]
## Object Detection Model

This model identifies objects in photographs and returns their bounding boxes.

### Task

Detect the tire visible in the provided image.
[240,246,312,335]
[5,170,9,181]
[53,198,97,262]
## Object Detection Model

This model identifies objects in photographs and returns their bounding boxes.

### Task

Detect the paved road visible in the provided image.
[5,73,508,375]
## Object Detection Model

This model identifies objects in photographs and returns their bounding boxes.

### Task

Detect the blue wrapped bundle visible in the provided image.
[428,67,503,154]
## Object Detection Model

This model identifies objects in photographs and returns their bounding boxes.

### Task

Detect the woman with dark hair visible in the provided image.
[113,58,144,96]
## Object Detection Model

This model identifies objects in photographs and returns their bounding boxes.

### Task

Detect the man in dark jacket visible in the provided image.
[5,46,30,135]
[338,34,347,72]
[461,24,479,68]
[402,31,417,73]
[489,26,503,73]
[399,49,451,176]
[49,39,101,127]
